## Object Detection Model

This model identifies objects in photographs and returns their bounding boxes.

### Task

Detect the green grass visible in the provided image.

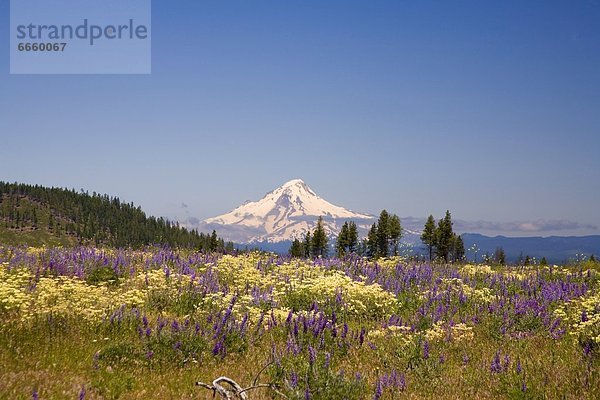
[0,226,76,247]
[1,321,597,399]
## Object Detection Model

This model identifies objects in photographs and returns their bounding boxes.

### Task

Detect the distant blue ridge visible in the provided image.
[241,234,600,264]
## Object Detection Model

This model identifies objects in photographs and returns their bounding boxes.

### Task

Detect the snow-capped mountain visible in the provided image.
[200,179,375,244]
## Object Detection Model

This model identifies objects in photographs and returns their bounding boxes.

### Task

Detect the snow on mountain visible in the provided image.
[200,179,375,243]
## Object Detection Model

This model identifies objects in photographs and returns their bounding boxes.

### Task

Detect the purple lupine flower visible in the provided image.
[583,341,592,357]
[146,350,154,359]
[32,389,39,400]
[256,313,265,332]
[399,373,406,391]
[289,371,298,388]
[157,318,166,334]
[212,340,222,356]
[581,311,588,322]
[304,386,311,400]
[516,359,522,374]
[521,379,527,392]
[286,335,297,355]
[359,328,366,346]
[308,345,316,366]
[423,341,430,360]
[368,341,377,350]
[373,378,383,400]
[463,354,469,365]
[78,386,86,400]
[503,355,510,371]
[439,354,446,364]
[490,351,502,373]
[324,352,331,368]
[240,313,249,336]
[342,323,348,339]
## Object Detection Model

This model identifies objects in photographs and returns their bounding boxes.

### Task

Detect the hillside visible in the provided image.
[0,181,227,249]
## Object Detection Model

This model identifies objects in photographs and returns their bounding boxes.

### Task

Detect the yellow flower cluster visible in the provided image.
[0,267,32,314]
[424,320,474,342]
[420,278,495,303]
[367,325,414,347]
[460,264,493,276]
[203,291,291,327]
[554,290,600,344]
[368,324,411,338]
[367,321,474,348]
[204,253,398,319]
[374,256,406,269]
[1,251,400,326]
[280,271,396,317]
[0,268,146,325]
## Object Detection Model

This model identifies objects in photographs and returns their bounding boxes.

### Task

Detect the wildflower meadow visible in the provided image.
[1,245,599,399]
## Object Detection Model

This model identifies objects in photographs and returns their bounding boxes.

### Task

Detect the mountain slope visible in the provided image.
[201,179,375,243]
[0,181,223,249]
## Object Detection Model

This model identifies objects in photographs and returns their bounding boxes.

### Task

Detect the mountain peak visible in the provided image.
[203,179,374,243]
[282,178,305,186]
[269,178,316,199]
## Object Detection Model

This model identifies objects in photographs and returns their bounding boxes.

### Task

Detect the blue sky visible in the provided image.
[1,1,599,236]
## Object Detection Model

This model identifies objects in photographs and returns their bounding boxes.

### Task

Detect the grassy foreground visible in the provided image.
[1,246,599,399]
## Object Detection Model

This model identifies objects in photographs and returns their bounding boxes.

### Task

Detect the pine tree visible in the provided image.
[389,214,402,256]
[289,239,304,257]
[336,222,349,257]
[311,216,328,257]
[367,223,378,258]
[540,256,548,266]
[209,230,219,251]
[494,247,506,265]
[304,231,312,257]
[454,235,465,262]
[347,221,358,254]
[435,211,454,263]
[421,215,436,262]
[376,210,390,257]
[336,221,359,256]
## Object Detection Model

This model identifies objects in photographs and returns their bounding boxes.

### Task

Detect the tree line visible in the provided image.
[420,211,464,262]
[0,181,232,251]
[289,210,403,259]
[289,216,329,257]
[289,209,466,262]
